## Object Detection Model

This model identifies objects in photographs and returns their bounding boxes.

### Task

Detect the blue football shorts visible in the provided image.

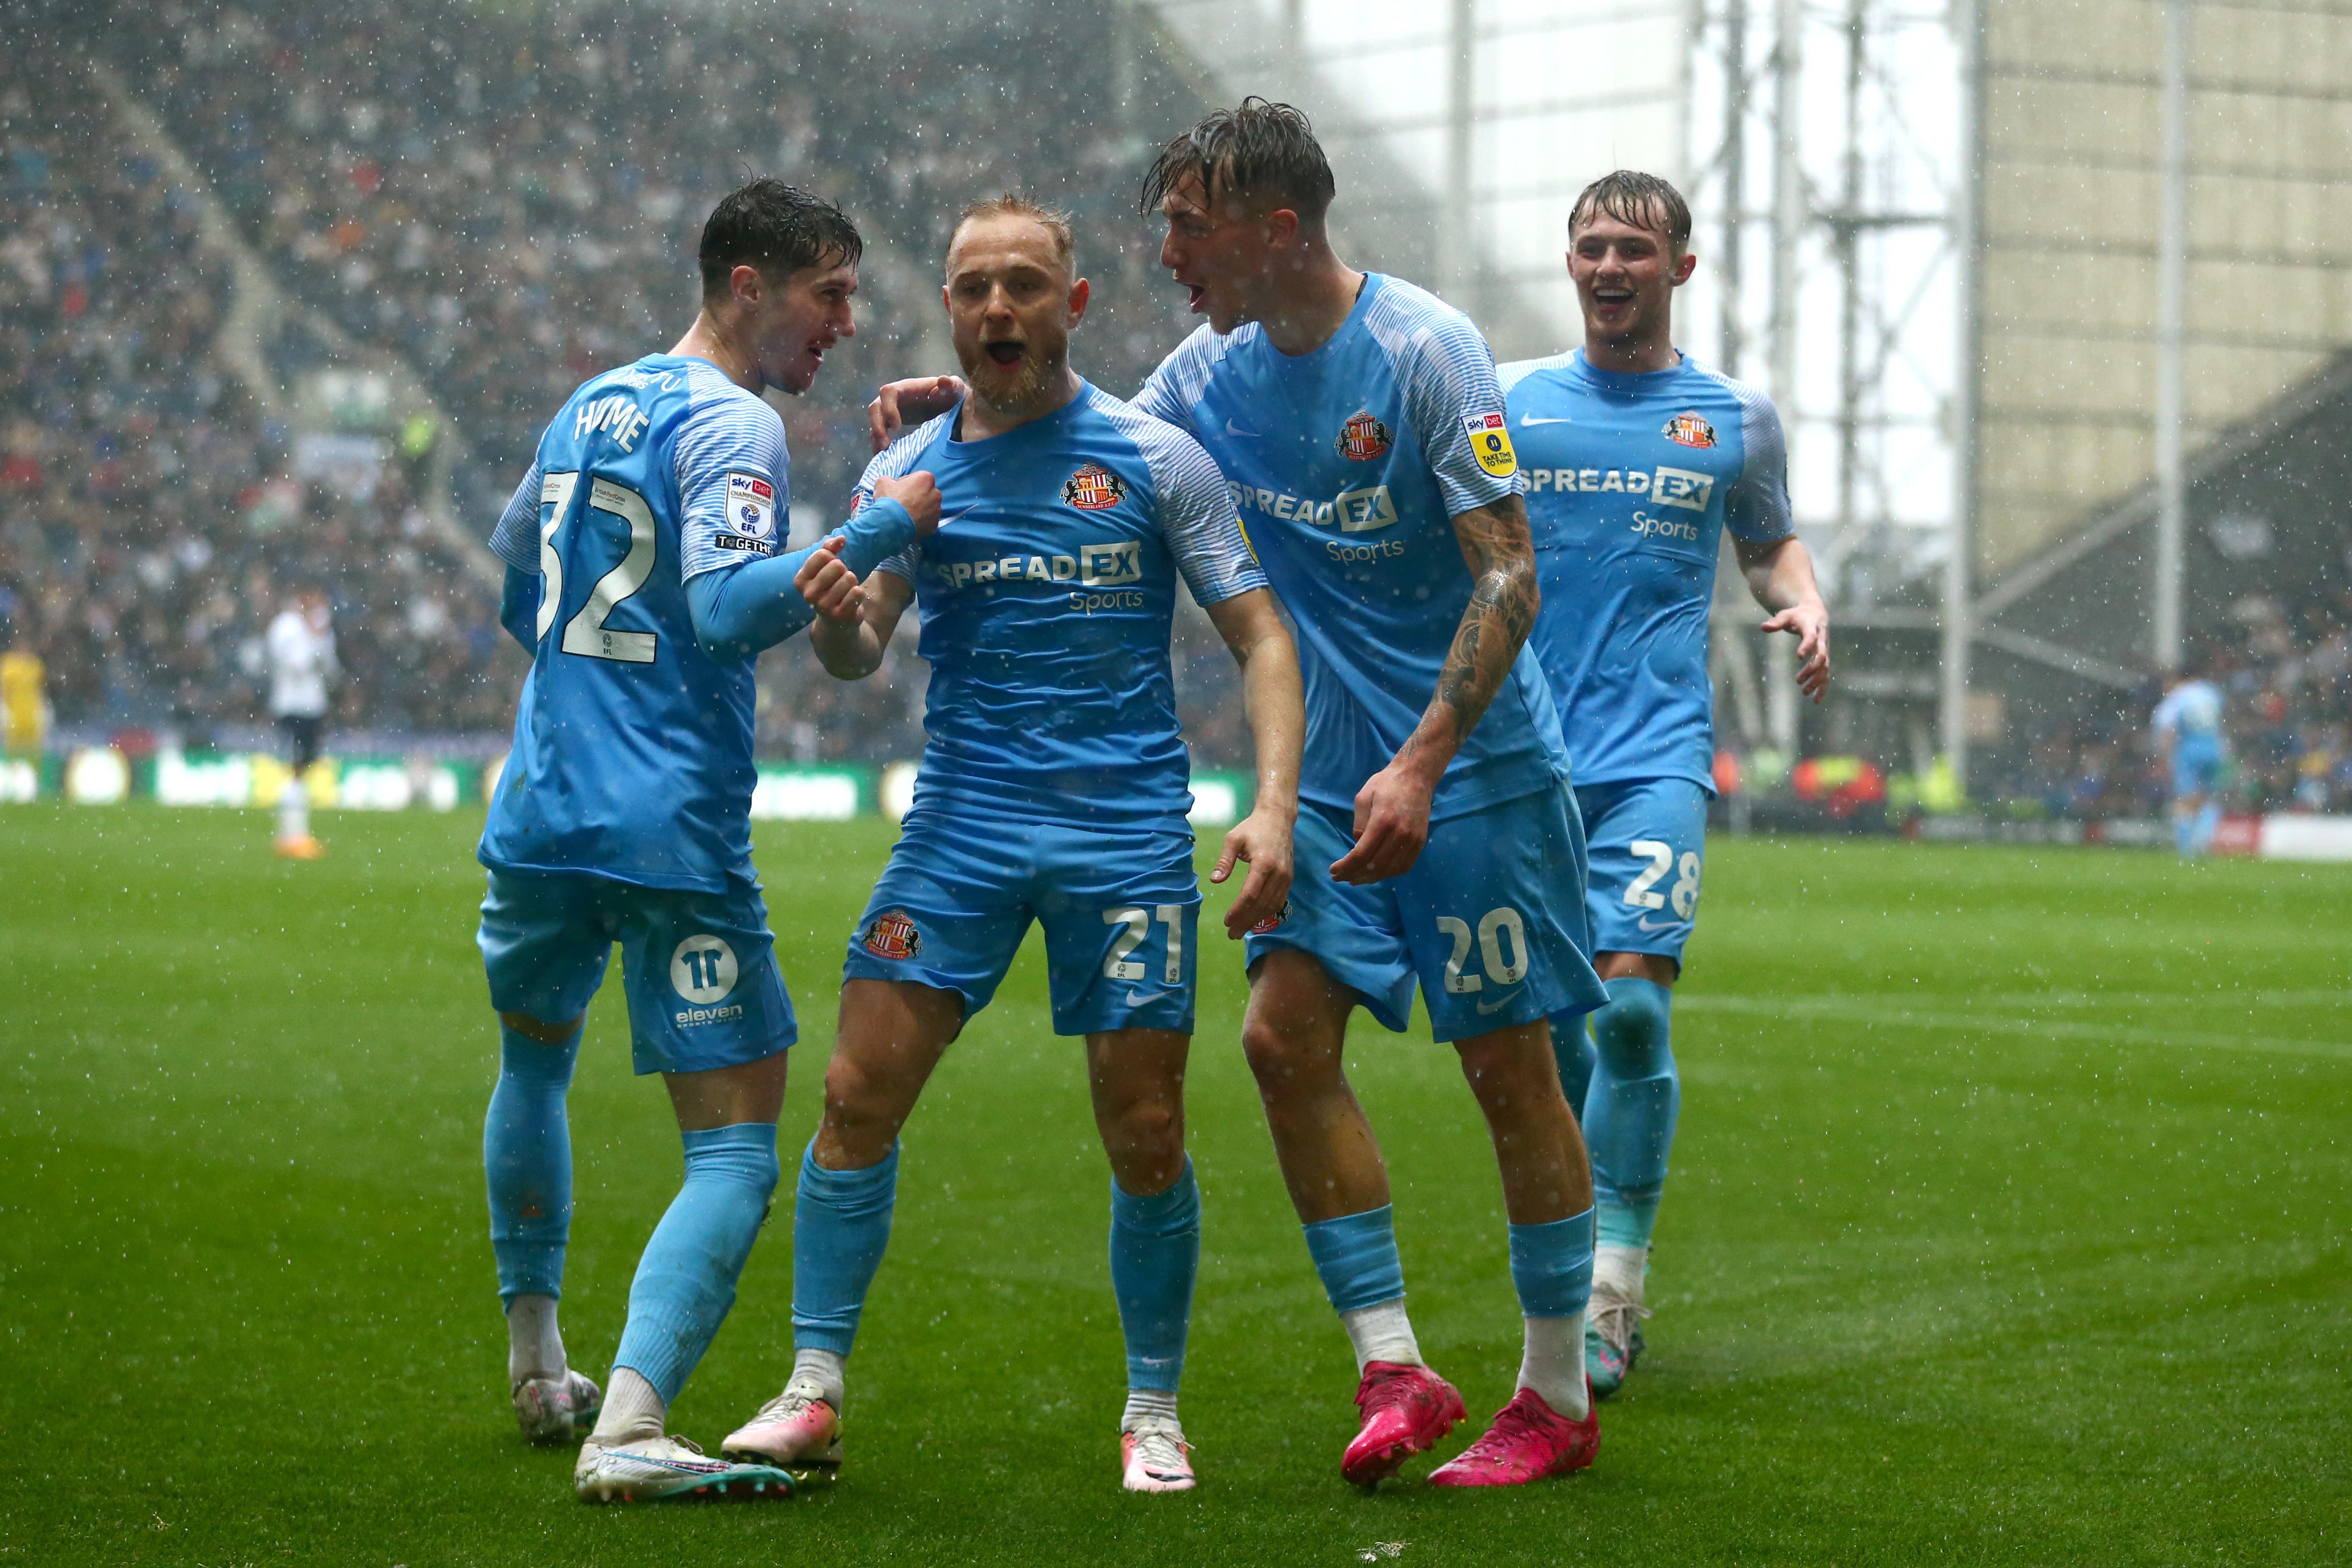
[1243,781,1607,1043]
[1574,775,1711,969]
[478,865,796,1076]
[841,807,1201,1037]
[2172,739,2226,799]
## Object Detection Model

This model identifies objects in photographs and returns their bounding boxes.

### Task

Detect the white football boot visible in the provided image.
[1119,1418,1196,1493]
[573,1433,795,1503]
[512,1370,602,1445]
[722,1386,843,1480]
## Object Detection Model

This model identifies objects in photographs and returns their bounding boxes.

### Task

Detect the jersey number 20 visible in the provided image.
[536,472,657,663]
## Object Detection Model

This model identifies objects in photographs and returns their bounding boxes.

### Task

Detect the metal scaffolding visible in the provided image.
[1682,0,1968,768]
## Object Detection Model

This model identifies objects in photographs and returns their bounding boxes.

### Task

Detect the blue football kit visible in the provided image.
[1135,274,1607,1042]
[839,382,1265,1037]
[1501,346,1792,1282]
[483,355,815,1076]
[2154,679,2227,797]
[477,351,918,1430]
[2153,678,2228,856]
[1500,348,1792,966]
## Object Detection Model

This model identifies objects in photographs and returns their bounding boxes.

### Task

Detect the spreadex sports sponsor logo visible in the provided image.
[1229,480,1398,533]
[1664,411,1717,449]
[863,910,921,960]
[925,538,1145,613]
[1063,464,1127,510]
[1336,411,1391,461]
[1526,464,1715,512]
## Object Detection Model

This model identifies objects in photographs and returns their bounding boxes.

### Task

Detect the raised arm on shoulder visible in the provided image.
[867,375,968,452]
[1734,534,1831,701]
[1201,587,1303,937]
[1332,492,1541,885]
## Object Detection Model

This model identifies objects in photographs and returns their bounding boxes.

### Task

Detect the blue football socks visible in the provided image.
[1109,1157,1201,1393]
[1507,1207,1596,1318]
[1585,977,1679,1251]
[610,1121,780,1403]
[791,1140,901,1358]
[1552,1011,1598,1121]
[484,1025,580,1304]
[1301,1203,1408,1313]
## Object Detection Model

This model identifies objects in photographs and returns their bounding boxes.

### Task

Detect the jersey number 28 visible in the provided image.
[536,472,657,663]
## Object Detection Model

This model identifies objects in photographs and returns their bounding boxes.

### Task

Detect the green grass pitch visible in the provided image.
[4,808,2348,1565]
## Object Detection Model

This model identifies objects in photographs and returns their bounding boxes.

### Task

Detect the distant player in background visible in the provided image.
[475,179,940,1504]
[1499,171,1828,1398]
[723,196,1300,1495]
[266,587,337,859]
[880,103,1613,1489]
[1,625,46,763]
[2153,661,2228,856]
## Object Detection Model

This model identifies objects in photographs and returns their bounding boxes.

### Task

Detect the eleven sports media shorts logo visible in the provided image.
[1062,463,1127,511]
[1663,411,1718,449]
[863,909,922,961]
[1335,410,1392,461]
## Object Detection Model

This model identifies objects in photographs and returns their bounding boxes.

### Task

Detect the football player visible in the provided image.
[721,195,1301,1495]
[1499,170,1828,1396]
[873,103,1611,1488]
[476,179,940,1502]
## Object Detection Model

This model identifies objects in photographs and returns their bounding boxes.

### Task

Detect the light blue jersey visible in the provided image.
[1499,349,1792,793]
[1135,274,1570,820]
[2153,680,2226,745]
[481,355,791,891]
[862,382,1265,827]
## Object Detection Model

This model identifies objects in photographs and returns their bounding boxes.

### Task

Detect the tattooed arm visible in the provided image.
[1328,494,1542,885]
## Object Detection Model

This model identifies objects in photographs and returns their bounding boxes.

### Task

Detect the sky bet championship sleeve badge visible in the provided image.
[1337,410,1392,461]
[1463,411,1519,478]
[1062,463,1127,511]
[862,909,921,960]
[1664,412,1718,449]
[725,472,777,538]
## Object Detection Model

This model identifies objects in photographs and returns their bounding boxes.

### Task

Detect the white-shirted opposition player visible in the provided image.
[266,587,338,859]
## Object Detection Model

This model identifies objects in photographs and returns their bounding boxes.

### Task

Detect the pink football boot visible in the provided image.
[1341,1361,1467,1486]
[1426,1385,1599,1487]
[722,1387,843,1480]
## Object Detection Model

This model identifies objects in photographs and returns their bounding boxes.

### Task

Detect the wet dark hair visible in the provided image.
[698,179,862,299]
[1568,170,1692,252]
[1140,97,1335,226]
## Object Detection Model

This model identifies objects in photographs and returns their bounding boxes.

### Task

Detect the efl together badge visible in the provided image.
[863,910,921,961]
[1062,463,1127,511]
[1337,410,1392,461]
[725,472,777,538]
[1664,411,1718,449]
[1462,412,1518,478]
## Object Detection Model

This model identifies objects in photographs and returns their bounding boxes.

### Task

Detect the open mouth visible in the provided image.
[1179,281,1207,311]
[984,340,1025,366]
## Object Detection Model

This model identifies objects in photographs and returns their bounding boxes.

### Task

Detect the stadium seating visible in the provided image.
[0,34,518,737]
[61,0,1228,762]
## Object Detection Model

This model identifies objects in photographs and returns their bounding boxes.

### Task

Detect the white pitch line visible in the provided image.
[1674,994,2352,1063]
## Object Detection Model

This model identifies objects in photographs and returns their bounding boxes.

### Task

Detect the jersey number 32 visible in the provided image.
[536,472,657,664]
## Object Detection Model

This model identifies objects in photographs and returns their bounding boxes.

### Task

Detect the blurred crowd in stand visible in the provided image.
[0,39,515,741]
[1990,588,2352,820]
[97,0,1223,765]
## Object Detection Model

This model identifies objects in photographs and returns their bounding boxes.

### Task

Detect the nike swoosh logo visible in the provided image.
[1224,419,1262,438]
[1518,414,1573,426]
[1635,915,1680,932]
[1475,988,1521,1014]
[937,508,976,529]
[1125,990,1164,1007]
